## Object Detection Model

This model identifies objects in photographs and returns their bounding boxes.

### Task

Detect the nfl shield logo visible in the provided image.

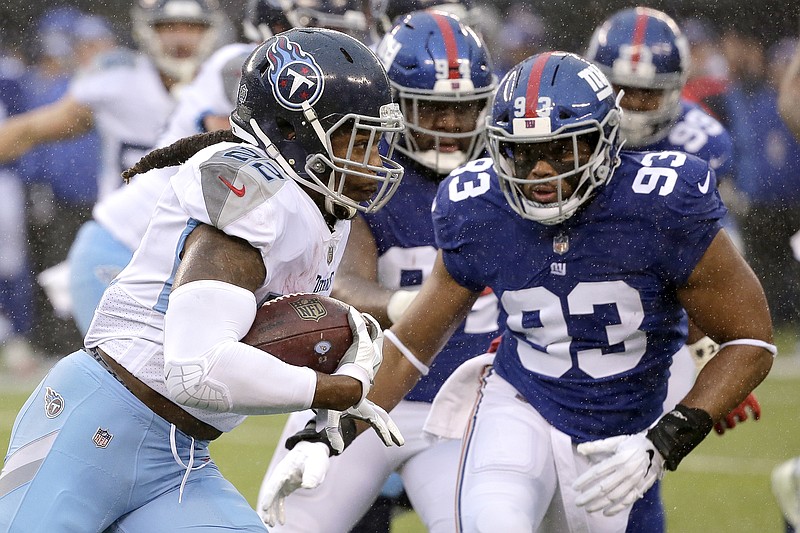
[93,428,113,448]
[553,233,570,255]
[290,298,328,322]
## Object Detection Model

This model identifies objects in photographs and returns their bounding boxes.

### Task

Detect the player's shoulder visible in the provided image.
[178,141,296,229]
[435,157,504,213]
[612,150,721,222]
[85,47,141,74]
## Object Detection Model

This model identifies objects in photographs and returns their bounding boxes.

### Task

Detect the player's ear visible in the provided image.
[277,117,295,141]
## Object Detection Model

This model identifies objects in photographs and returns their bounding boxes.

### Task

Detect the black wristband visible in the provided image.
[284,416,357,456]
[646,404,713,471]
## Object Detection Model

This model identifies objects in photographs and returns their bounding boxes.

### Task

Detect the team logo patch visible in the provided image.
[289,297,328,322]
[44,387,64,419]
[267,35,325,111]
[93,428,113,448]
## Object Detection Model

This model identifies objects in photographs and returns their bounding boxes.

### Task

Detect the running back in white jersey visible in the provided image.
[85,141,350,432]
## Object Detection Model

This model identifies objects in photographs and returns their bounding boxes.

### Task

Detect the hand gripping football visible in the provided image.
[241,293,353,374]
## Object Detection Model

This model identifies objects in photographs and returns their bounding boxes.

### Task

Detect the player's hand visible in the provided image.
[334,309,383,401]
[386,289,418,324]
[574,432,665,516]
[324,399,404,454]
[258,441,330,527]
[715,393,761,435]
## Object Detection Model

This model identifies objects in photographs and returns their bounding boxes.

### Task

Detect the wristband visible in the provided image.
[285,416,357,456]
[646,404,713,471]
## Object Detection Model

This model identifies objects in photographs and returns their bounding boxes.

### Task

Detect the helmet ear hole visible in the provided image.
[276,118,296,141]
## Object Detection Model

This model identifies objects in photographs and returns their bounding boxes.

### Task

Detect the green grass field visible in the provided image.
[2,350,798,532]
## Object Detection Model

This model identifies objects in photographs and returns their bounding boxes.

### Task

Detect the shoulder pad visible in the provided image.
[199,144,290,228]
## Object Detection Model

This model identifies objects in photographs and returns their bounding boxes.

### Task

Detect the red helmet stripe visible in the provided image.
[431,12,460,79]
[630,11,650,66]
[525,52,553,117]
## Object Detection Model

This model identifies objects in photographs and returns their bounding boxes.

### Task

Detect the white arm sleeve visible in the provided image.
[163,280,317,415]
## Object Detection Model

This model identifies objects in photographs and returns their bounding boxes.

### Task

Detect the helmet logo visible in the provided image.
[266,35,325,111]
[578,64,614,101]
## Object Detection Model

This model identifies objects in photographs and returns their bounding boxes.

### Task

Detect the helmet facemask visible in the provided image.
[395,80,494,176]
[487,100,621,225]
[617,86,682,147]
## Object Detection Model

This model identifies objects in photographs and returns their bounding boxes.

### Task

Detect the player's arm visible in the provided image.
[0,95,94,163]
[163,223,364,413]
[778,39,800,141]
[331,214,396,329]
[677,228,774,421]
[367,250,481,415]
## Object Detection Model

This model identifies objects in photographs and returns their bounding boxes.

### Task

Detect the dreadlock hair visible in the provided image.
[121,129,240,183]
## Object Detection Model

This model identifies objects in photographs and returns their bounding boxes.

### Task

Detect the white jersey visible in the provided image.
[91,43,255,252]
[85,141,350,432]
[70,47,175,200]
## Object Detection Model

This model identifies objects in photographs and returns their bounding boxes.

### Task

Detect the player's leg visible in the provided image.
[110,462,266,532]
[262,401,429,532]
[400,431,462,533]
[0,350,148,531]
[456,370,557,533]
[67,220,133,334]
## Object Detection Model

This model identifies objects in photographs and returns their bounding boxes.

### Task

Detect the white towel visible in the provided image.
[423,353,495,440]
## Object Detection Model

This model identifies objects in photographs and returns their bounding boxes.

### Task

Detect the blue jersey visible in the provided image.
[363,156,500,403]
[433,151,726,442]
[643,101,733,179]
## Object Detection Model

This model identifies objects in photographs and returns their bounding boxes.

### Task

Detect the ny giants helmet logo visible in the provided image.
[267,36,325,111]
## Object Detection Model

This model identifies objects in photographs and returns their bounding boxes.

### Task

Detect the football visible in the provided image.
[241,293,353,374]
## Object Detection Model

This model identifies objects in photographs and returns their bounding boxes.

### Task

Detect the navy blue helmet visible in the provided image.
[230,28,405,216]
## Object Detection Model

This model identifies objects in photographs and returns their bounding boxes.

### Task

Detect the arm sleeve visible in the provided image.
[163,280,317,415]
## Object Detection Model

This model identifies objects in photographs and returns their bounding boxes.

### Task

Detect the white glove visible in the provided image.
[258,441,330,527]
[324,399,405,454]
[386,289,418,324]
[334,309,383,403]
[573,432,665,516]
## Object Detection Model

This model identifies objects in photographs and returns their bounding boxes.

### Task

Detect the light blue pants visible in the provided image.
[0,350,266,532]
[68,221,134,335]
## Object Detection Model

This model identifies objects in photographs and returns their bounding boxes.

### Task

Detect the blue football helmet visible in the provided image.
[376,10,495,175]
[486,52,622,225]
[585,7,689,147]
[132,0,228,83]
[230,28,405,218]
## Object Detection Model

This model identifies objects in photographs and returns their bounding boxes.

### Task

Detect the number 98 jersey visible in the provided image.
[433,151,727,442]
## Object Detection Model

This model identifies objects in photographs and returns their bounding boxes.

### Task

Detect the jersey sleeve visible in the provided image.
[654,153,727,285]
[171,142,294,255]
[432,162,498,292]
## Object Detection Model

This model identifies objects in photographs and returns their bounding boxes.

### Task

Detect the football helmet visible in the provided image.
[486,52,622,225]
[376,10,495,175]
[370,0,478,39]
[230,28,405,218]
[586,7,689,147]
[132,0,228,83]
[243,0,367,43]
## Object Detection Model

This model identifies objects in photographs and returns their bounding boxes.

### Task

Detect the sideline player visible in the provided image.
[0,29,404,531]
[262,51,774,532]
[258,11,498,531]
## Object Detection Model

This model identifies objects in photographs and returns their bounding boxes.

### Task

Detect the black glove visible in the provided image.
[285,416,357,457]
[647,404,713,471]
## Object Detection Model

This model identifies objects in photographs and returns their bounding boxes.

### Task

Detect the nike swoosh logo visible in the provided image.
[698,172,711,194]
[218,175,245,197]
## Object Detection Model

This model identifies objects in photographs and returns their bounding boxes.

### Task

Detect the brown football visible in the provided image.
[241,293,353,374]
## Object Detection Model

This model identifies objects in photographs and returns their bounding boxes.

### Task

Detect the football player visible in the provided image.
[261,51,774,532]
[0,0,227,201]
[0,29,404,531]
[585,7,758,432]
[258,12,498,531]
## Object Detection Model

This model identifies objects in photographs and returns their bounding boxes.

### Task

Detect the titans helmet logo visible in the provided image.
[267,36,325,111]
